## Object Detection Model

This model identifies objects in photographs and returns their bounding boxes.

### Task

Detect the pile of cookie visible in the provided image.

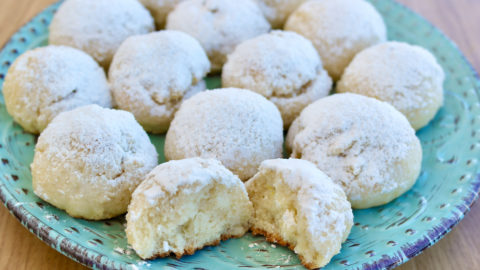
[2,0,444,268]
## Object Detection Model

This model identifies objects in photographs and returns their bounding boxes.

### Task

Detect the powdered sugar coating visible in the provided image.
[49,0,154,68]
[246,158,353,268]
[31,105,158,220]
[287,93,422,209]
[337,41,445,130]
[132,158,246,207]
[222,31,332,128]
[166,0,270,72]
[109,31,210,134]
[165,88,283,181]
[139,0,186,28]
[254,0,307,28]
[3,45,112,134]
[285,0,386,81]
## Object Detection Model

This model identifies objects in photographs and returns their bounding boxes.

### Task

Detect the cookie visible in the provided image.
[287,93,422,209]
[31,105,158,220]
[246,159,353,269]
[126,158,252,259]
[337,41,445,130]
[109,30,210,134]
[166,0,270,72]
[165,88,283,181]
[285,0,386,81]
[49,0,154,68]
[222,30,332,128]
[3,45,111,134]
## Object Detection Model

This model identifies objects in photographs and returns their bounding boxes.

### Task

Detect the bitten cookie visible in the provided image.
[337,41,445,130]
[49,0,154,68]
[109,30,210,134]
[285,0,386,81]
[246,159,353,269]
[139,0,186,29]
[287,93,422,209]
[166,0,270,72]
[126,158,252,259]
[3,45,111,134]
[222,31,332,128]
[255,0,307,29]
[31,105,158,220]
[165,88,283,181]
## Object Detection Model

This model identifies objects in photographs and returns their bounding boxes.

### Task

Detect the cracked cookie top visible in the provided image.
[3,45,112,134]
[222,31,332,128]
[109,30,210,134]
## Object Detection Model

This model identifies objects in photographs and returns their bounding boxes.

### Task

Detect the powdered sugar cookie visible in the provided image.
[287,93,422,209]
[165,88,283,181]
[109,30,210,134]
[246,159,353,269]
[255,0,307,28]
[222,31,332,128]
[49,0,154,68]
[139,0,186,29]
[3,45,111,134]
[285,0,386,81]
[337,41,445,130]
[166,0,270,72]
[126,158,252,259]
[31,105,158,220]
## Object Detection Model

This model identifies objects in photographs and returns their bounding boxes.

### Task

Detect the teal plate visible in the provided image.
[1,1,479,269]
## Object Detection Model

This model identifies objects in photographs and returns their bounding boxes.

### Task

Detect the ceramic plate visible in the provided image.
[1,0,479,269]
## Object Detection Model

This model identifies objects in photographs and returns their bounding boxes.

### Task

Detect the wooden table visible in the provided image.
[0,0,479,269]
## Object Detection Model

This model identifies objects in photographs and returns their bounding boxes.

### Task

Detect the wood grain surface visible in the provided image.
[0,0,479,269]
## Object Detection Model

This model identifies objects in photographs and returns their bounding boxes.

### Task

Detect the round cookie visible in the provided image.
[166,0,270,73]
[139,0,186,29]
[246,159,353,269]
[49,0,154,68]
[165,88,283,181]
[285,0,386,81]
[31,105,158,220]
[3,45,112,134]
[337,41,445,130]
[109,30,210,134]
[255,0,307,29]
[126,158,252,259]
[222,31,332,128]
[286,93,422,209]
